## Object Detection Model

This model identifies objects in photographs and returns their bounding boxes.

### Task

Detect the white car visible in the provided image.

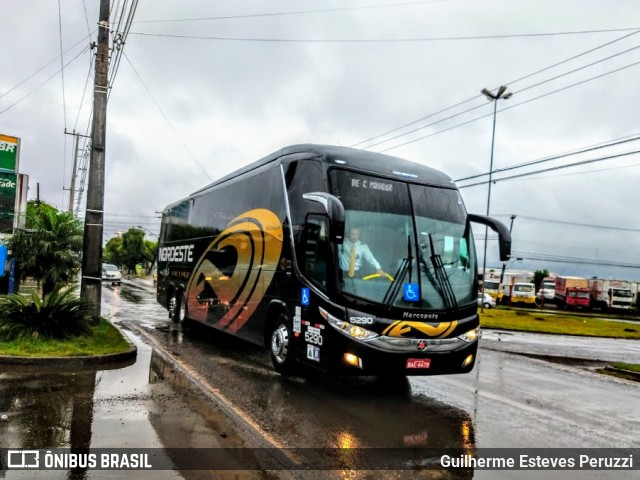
[102,263,122,285]
[477,292,496,309]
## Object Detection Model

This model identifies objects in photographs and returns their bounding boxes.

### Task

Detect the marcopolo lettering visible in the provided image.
[158,244,194,263]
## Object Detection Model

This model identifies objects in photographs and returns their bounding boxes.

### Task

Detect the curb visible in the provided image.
[0,345,137,367]
[603,365,640,381]
[0,324,137,369]
[482,346,640,383]
[481,347,605,365]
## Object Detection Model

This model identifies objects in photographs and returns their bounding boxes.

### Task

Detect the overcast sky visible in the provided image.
[1,0,640,280]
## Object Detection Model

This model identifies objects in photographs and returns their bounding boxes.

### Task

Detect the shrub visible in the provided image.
[0,286,94,340]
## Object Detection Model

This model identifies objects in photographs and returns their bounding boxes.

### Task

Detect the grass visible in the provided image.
[481,308,640,381]
[479,308,640,339]
[610,362,640,373]
[0,318,130,357]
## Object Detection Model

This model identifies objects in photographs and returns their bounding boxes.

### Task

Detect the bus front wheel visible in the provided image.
[270,314,297,376]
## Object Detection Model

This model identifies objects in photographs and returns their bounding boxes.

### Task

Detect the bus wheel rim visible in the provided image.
[271,324,289,364]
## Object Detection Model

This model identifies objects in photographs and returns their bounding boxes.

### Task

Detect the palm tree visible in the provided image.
[8,201,83,297]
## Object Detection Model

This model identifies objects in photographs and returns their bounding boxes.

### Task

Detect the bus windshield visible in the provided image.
[329,170,476,310]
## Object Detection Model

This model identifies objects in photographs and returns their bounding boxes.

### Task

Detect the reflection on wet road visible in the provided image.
[0,291,276,480]
[2,279,638,479]
[108,280,640,478]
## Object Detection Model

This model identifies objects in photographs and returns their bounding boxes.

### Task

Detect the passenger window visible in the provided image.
[303,214,329,289]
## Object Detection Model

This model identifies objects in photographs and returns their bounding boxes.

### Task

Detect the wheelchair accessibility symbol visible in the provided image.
[403,283,420,302]
[301,287,310,306]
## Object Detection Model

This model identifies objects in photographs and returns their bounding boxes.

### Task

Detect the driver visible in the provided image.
[339,228,386,279]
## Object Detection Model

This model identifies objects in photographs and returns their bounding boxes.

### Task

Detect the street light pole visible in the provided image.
[479,86,512,311]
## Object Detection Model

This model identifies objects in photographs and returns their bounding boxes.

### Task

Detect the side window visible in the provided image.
[302,214,329,289]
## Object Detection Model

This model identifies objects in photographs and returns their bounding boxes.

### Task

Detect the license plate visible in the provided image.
[406,358,431,369]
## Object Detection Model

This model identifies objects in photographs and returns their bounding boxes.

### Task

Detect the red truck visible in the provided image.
[554,276,590,309]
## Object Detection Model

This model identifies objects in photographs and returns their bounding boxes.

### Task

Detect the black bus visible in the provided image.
[156,144,510,377]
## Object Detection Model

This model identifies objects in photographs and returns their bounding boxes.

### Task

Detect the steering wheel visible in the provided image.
[362,273,394,281]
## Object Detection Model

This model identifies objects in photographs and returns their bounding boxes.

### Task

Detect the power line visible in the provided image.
[507,29,640,86]
[0,45,90,116]
[360,99,486,150]
[492,214,640,233]
[513,251,640,269]
[57,0,68,130]
[0,33,92,101]
[134,0,450,24]
[351,94,479,149]
[128,12,640,159]
[81,0,92,36]
[103,211,161,218]
[455,134,640,182]
[354,29,640,150]
[73,53,94,132]
[458,149,640,188]
[128,27,640,43]
[122,52,212,181]
[514,43,640,98]
[380,58,640,153]
[530,161,640,181]
[109,0,139,95]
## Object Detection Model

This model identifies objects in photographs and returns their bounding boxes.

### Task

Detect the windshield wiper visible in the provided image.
[423,234,459,315]
[383,235,413,310]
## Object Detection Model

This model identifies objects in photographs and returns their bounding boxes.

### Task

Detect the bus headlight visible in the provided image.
[319,307,378,341]
[457,326,480,343]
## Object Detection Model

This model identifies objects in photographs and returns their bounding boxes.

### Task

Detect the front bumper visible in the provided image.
[326,330,479,376]
[304,305,480,376]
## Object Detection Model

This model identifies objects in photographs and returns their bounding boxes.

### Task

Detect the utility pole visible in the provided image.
[499,214,517,284]
[81,0,110,321]
[64,129,90,213]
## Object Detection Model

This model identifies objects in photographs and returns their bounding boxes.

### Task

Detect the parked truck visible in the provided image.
[502,272,534,303]
[554,276,590,309]
[510,282,537,306]
[588,278,634,310]
[483,271,504,303]
[537,275,556,303]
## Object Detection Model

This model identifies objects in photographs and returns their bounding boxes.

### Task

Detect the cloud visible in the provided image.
[2,0,640,280]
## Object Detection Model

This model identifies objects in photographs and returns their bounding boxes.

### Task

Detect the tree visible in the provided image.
[120,228,145,273]
[103,236,123,266]
[8,201,83,297]
[142,238,158,273]
[533,269,550,291]
[103,229,158,274]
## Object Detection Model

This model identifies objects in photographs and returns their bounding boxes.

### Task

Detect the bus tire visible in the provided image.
[168,294,177,319]
[270,314,297,376]
[170,291,186,323]
[176,292,187,322]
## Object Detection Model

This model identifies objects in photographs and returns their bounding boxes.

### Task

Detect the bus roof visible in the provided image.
[168,144,456,210]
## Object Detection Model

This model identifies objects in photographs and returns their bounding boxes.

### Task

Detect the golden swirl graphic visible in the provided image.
[185,209,283,333]
[382,320,458,338]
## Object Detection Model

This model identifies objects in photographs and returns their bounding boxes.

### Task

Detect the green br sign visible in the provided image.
[0,172,17,233]
[0,134,19,172]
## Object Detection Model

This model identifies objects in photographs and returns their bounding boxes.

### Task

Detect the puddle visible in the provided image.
[0,334,277,479]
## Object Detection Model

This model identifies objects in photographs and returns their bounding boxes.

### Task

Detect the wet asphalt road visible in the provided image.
[2,278,639,479]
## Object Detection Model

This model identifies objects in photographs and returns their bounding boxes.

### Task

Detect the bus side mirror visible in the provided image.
[468,213,511,262]
[302,192,345,244]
